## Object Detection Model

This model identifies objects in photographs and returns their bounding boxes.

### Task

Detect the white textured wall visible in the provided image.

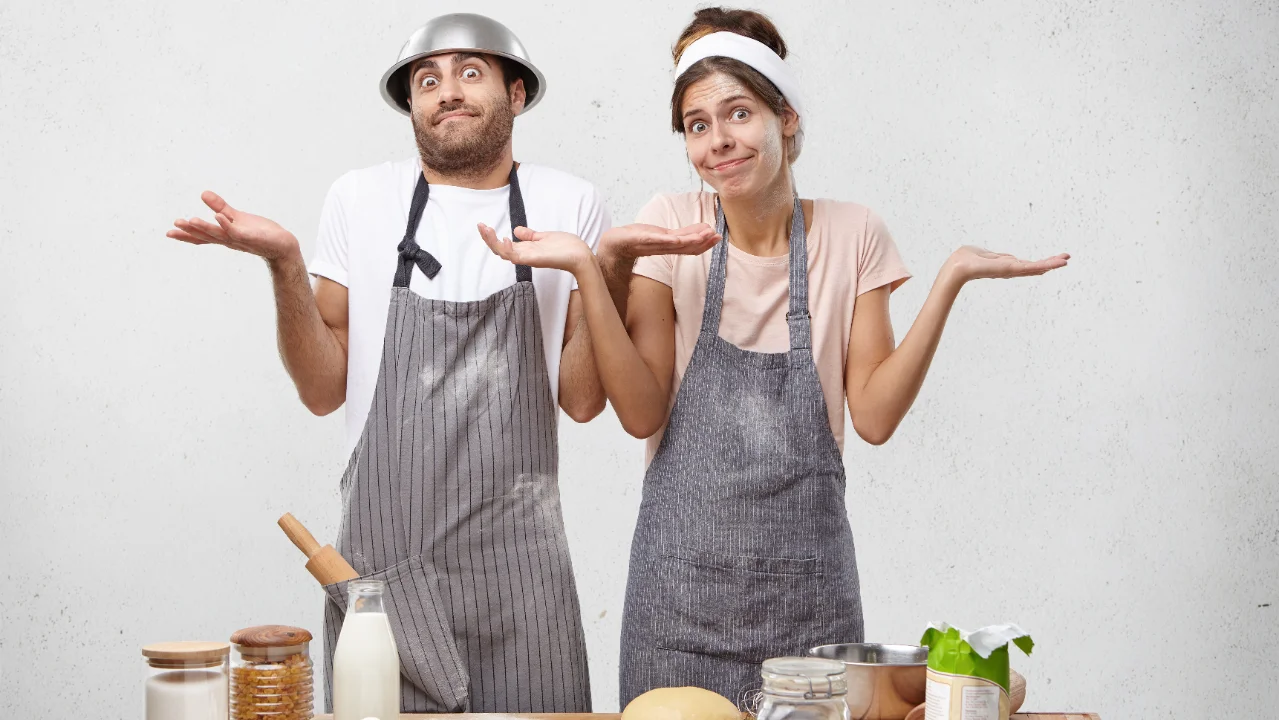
[2,1,1276,718]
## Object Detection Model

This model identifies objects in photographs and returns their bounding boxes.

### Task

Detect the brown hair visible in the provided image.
[670,7,798,159]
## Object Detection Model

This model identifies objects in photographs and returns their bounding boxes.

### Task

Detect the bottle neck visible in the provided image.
[346,580,387,615]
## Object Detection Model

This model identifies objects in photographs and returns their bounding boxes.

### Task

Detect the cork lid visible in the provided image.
[230,625,313,648]
[141,641,230,668]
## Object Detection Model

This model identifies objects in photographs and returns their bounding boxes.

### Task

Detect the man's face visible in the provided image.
[408,52,526,175]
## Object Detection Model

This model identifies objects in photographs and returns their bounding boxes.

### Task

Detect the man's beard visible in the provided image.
[413,95,514,179]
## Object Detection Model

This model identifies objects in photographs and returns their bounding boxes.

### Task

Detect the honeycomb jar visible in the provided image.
[229,625,314,720]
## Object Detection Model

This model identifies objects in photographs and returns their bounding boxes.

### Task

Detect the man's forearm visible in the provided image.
[558,311,606,422]
[267,254,347,415]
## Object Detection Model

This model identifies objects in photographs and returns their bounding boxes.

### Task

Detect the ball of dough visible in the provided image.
[622,687,740,720]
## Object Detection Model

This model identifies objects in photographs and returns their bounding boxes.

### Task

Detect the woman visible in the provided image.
[479,6,1069,707]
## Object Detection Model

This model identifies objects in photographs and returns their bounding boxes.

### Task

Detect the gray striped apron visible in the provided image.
[619,197,864,708]
[321,166,591,714]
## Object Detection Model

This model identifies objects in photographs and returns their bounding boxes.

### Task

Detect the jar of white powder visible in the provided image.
[141,641,230,720]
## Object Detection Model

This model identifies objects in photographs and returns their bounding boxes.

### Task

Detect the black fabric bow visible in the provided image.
[397,237,442,280]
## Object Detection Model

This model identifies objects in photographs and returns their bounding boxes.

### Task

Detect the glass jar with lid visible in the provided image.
[755,656,850,720]
[229,625,314,720]
[142,641,231,720]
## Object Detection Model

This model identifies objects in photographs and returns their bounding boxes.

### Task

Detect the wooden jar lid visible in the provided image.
[230,625,313,648]
[141,641,230,666]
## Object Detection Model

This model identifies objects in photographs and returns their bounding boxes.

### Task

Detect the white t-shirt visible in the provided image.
[308,157,610,457]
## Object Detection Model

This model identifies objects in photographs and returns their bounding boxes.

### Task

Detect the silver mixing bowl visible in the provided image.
[379,13,547,116]
[808,643,929,720]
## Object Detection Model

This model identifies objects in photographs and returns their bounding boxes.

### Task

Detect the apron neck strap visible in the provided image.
[700,195,812,350]
[394,164,532,289]
[507,165,533,283]
[783,196,812,351]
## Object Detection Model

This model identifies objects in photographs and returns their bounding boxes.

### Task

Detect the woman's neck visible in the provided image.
[718,174,795,257]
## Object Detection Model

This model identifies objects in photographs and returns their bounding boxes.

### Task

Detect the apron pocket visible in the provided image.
[325,555,469,711]
[653,544,822,665]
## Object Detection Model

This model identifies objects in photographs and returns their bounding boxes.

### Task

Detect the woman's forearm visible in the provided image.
[598,244,638,320]
[851,266,965,443]
[572,256,671,437]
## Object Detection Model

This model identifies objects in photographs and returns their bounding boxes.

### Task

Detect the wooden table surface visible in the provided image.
[311,714,1100,720]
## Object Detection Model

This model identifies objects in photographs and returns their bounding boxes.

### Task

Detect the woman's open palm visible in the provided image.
[948,246,1070,281]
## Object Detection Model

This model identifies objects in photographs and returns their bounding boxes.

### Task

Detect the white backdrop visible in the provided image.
[2,1,1277,718]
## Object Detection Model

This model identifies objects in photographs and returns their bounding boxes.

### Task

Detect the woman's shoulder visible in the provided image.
[810,199,898,249]
[811,198,878,230]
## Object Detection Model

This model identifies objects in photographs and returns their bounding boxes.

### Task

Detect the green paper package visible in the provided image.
[919,622,1033,720]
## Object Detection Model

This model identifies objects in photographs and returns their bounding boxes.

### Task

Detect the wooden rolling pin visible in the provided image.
[278,512,359,586]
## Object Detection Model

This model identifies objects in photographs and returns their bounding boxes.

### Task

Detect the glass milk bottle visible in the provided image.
[333,580,401,720]
[755,657,850,720]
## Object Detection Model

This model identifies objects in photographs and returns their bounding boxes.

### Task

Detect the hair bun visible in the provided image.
[673,7,788,63]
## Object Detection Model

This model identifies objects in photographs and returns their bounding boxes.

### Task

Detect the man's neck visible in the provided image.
[421,146,517,190]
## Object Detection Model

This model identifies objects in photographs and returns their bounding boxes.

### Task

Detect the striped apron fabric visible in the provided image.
[619,197,865,708]
[321,167,591,713]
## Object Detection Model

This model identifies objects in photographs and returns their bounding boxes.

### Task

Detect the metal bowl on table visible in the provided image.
[807,643,928,720]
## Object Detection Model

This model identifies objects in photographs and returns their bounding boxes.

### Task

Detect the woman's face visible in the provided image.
[679,71,798,200]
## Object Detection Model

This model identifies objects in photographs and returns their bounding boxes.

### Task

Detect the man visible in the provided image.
[167,13,605,713]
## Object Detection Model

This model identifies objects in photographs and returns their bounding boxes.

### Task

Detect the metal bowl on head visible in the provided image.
[380,13,547,116]
[808,643,928,720]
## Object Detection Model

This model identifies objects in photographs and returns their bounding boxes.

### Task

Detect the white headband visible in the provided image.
[674,31,805,154]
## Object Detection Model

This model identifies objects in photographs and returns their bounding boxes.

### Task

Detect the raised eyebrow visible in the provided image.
[454,52,493,68]
[411,53,491,76]
[682,94,753,121]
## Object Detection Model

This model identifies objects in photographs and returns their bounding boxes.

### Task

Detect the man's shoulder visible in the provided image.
[518,163,603,204]
[328,157,417,200]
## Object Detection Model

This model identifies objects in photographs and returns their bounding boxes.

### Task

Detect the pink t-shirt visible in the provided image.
[632,192,912,464]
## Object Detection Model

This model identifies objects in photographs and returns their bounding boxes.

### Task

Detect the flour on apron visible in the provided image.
[619,196,864,708]
[321,167,591,713]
